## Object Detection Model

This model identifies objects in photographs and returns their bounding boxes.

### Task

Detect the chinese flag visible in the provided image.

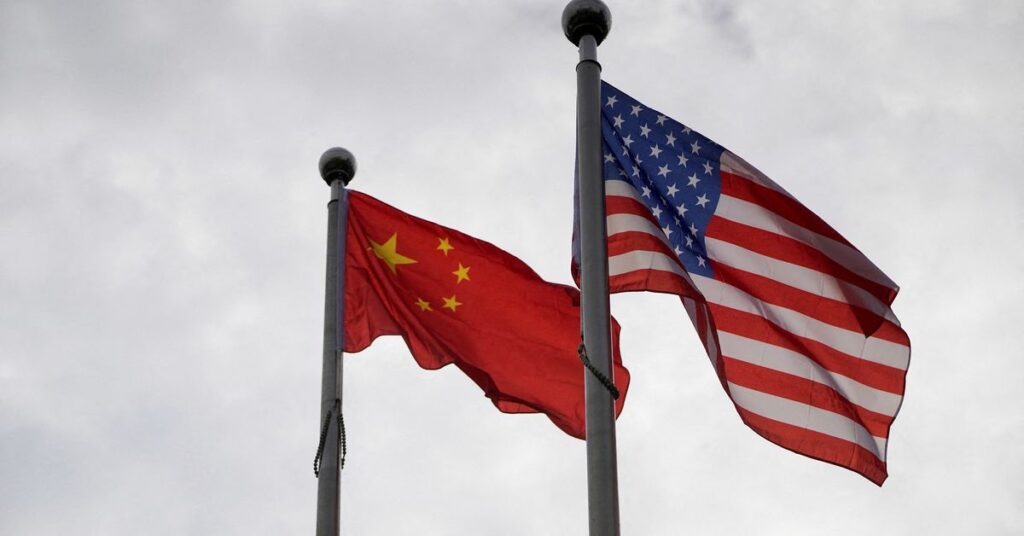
[343,191,629,438]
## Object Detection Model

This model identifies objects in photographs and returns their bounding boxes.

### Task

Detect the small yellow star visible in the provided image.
[369,233,417,274]
[442,294,462,312]
[415,298,432,311]
[452,263,471,284]
[437,237,454,256]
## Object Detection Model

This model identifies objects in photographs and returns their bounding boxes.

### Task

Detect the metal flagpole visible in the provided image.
[315,147,357,536]
[562,2,619,535]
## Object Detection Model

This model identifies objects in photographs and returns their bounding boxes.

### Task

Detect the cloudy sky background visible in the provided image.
[2,0,1022,534]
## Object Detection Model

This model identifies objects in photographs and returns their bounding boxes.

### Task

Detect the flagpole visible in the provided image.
[315,147,356,536]
[563,2,619,535]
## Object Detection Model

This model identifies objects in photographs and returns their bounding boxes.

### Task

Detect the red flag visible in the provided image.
[343,190,629,438]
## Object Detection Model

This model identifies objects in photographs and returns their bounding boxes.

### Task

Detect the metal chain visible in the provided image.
[313,400,347,477]
[578,338,620,399]
[336,403,347,470]
[313,409,332,477]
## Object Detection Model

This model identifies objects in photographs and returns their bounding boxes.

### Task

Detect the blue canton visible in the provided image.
[600,81,723,278]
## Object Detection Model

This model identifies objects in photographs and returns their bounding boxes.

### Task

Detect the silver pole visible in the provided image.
[316,148,357,536]
[562,2,619,535]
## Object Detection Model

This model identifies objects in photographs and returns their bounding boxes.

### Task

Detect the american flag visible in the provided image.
[572,81,910,485]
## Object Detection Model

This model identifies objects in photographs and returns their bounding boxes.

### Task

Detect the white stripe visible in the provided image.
[714,195,897,290]
[682,297,719,368]
[682,296,699,328]
[700,302,718,366]
[606,213,669,245]
[719,151,797,200]
[718,332,903,417]
[608,250,687,278]
[605,179,643,200]
[705,237,899,324]
[726,381,886,458]
[691,274,910,370]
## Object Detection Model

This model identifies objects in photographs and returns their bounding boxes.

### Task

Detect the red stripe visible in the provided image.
[707,217,897,305]
[721,356,893,437]
[721,171,852,247]
[874,320,910,346]
[607,231,676,259]
[708,304,906,393]
[606,195,657,223]
[711,262,908,345]
[608,268,700,297]
[733,405,888,485]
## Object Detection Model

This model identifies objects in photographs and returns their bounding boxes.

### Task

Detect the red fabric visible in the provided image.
[343,191,629,439]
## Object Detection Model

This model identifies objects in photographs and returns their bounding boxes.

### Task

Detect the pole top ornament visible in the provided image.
[561,0,611,47]
[319,147,357,186]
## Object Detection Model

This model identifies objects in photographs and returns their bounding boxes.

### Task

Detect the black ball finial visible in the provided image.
[319,147,357,186]
[562,0,611,46]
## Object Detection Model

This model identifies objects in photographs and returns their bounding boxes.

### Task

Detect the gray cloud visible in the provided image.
[1,0,1021,534]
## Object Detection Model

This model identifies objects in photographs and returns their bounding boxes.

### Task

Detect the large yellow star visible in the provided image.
[452,263,471,284]
[369,233,417,274]
[437,237,454,256]
[442,294,462,312]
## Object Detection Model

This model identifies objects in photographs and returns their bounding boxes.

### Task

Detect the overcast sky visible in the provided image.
[2,1,1022,534]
